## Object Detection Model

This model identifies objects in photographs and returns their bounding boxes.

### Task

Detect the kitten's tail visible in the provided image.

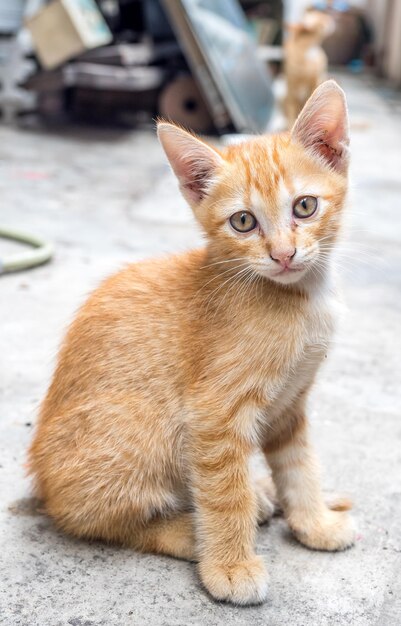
[326,494,353,512]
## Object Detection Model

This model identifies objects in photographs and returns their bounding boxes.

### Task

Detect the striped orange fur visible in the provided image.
[29,81,355,605]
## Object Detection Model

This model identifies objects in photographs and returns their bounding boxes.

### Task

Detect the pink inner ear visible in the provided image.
[180,163,213,202]
[158,123,224,205]
[291,81,350,173]
[315,137,344,171]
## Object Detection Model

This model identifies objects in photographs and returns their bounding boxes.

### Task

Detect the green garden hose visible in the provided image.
[0,227,53,274]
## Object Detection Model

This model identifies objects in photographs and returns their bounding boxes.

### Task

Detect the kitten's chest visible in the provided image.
[255,291,336,410]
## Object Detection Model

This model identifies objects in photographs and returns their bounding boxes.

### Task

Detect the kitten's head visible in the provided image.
[158,80,349,287]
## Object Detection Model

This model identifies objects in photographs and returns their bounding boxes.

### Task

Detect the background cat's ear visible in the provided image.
[291,80,349,174]
[157,122,224,206]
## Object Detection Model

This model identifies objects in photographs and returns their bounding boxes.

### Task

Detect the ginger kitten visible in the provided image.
[284,10,335,127]
[29,81,355,606]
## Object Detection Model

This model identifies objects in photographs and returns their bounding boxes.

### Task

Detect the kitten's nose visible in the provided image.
[270,247,296,268]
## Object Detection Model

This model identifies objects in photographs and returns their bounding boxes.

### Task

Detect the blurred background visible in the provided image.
[0,0,398,132]
[1,2,401,625]
[0,0,399,271]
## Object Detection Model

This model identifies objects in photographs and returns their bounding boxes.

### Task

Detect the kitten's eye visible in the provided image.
[293,196,318,219]
[229,211,257,233]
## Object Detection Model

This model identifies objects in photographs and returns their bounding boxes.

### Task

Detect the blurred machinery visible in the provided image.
[0,0,36,123]
[17,0,276,133]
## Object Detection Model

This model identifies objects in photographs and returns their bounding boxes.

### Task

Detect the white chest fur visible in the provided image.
[263,285,338,421]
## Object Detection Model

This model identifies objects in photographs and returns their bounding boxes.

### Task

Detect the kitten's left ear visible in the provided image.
[291,80,350,174]
[157,122,224,207]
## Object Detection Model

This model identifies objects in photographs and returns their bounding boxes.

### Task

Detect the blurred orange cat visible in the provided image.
[29,81,354,605]
[284,10,335,127]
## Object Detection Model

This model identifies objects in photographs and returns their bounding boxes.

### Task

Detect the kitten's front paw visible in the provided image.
[199,556,268,605]
[291,510,356,551]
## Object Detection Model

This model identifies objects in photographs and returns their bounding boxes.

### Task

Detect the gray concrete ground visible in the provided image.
[1,73,400,626]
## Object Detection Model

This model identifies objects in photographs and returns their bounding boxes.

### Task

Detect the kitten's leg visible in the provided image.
[190,413,268,606]
[131,512,196,561]
[265,416,355,551]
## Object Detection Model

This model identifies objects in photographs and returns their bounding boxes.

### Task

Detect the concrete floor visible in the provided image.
[1,73,400,625]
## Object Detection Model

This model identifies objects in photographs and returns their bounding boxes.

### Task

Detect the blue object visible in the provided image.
[312,1,350,12]
[348,59,364,73]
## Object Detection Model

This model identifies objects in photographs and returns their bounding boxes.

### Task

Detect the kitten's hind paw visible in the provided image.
[255,475,278,525]
[292,510,356,552]
[199,556,269,605]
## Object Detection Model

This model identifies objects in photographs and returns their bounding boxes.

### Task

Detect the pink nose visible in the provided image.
[270,247,296,268]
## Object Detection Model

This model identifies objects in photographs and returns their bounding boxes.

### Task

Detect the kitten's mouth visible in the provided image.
[273,266,304,276]
[253,263,309,284]
[268,264,309,284]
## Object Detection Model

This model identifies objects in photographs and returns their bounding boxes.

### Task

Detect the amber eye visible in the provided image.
[293,196,318,219]
[229,211,257,233]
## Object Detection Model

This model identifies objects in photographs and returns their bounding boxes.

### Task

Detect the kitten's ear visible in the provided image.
[291,80,349,174]
[157,122,224,206]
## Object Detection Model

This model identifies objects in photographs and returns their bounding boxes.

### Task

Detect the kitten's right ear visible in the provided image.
[291,80,350,174]
[157,122,224,207]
